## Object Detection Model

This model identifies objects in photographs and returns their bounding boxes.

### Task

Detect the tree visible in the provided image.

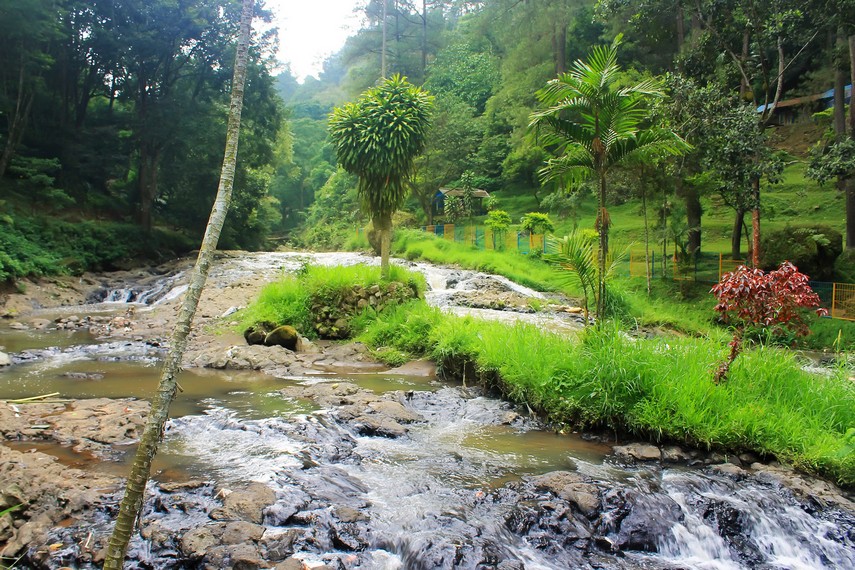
[329,74,433,278]
[530,36,689,318]
[545,230,597,323]
[102,0,255,565]
[711,262,826,383]
[485,209,512,250]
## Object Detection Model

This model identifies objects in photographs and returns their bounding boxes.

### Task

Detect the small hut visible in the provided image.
[432,187,490,217]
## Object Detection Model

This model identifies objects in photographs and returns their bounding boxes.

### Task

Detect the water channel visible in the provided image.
[0,252,853,569]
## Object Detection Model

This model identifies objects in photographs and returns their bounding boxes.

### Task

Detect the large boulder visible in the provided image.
[264,325,299,351]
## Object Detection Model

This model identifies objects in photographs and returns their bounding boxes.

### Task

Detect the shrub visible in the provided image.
[711,262,826,382]
[760,225,842,281]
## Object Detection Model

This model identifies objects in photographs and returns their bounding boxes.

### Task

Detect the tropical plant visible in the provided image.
[529,35,689,319]
[546,229,625,323]
[103,0,255,566]
[519,212,555,235]
[329,74,433,278]
[710,262,827,383]
[485,209,512,250]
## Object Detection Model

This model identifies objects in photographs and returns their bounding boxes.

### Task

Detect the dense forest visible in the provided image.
[1,0,854,279]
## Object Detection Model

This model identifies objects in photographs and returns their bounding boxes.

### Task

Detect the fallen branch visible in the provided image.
[4,392,61,404]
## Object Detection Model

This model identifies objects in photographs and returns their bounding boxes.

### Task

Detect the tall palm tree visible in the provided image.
[530,36,689,318]
[329,74,433,278]
[102,0,255,566]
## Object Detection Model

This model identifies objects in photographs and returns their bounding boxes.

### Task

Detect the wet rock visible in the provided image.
[661,445,690,463]
[0,445,120,559]
[181,524,224,558]
[259,528,301,562]
[0,352,10,367]
[367,400,423,423]
[597,489,683,552]
[751,463,855,512]
[382,359,437,377]
[210,483,276,524]
[275,559,304,570]
[334,506,368,523]
[222,521,265,544]
[613,443,661,462]
[30,318,52,330]
[351,415,408,438]
[61,371,105,380]
[497,561,526,570]
[530,471,600,518]
[296,336,320,354]
[265,325,299,350]
[0,398,149,455]
[8,322,29,330]
[702,500,762,565]
[712,463,746,478]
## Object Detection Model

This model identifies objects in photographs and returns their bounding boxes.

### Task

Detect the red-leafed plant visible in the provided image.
[710,262,827,383]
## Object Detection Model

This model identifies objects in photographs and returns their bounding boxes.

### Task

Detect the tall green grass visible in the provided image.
[357,303,855,485]
[238,263,426,337]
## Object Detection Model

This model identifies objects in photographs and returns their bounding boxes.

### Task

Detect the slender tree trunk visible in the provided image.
[848,35,855,250]
[834,30,847,137]
[421,0,428,80]
[102,1,254,566]
[0,59,34,179]
[731,207,745,259]
[381,0,388,78]
[137,145,160,233]
[552,23,566,75]
[642,176,651,296]
[376,211,393,279]
[849,34,855,135]
[739,30,750,100]
[597,174,608,319]
[751,178,760,267]
[676,2,685,50]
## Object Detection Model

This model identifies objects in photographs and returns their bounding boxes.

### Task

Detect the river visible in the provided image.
[0,251,853,569]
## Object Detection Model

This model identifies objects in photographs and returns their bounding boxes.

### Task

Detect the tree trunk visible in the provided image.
[676,2,685,50]
[381,0,388,78]
[137,145,160,233]
[102,1,254,566]
[596,174,608,319]
[834,30,847,136]
[677,177,702,255]
[642,175,651,296]
[552,23,566,75]
[0,60,35,179]
[421,0,428,80]
[375,211,393,279]
[751,177,760,268]
[731,207,745,260]
[847,179,855,250]
[849,34,854,136]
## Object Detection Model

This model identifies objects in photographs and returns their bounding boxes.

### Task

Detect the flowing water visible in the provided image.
[1,252,853,569]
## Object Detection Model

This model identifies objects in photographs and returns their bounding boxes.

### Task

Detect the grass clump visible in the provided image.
[356,300,855,485]
[239,263,427,338]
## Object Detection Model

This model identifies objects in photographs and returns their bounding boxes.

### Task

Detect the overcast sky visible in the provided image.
[265,0,363,80]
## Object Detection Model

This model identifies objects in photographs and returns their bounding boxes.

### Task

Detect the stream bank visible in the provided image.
[1,251,854,569]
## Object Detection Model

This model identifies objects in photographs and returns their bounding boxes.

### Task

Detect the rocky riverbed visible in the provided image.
[1,251,854,569]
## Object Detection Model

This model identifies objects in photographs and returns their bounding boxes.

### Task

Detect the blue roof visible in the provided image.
[757,84,851,113]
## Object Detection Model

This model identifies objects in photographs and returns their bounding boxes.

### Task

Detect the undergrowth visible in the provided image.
[353,301,855,486]
[238,263,427,338]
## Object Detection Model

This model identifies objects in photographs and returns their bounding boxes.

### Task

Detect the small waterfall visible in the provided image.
[657,471,855,569]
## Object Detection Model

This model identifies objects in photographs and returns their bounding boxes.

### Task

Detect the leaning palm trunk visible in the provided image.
[102,1,254,566]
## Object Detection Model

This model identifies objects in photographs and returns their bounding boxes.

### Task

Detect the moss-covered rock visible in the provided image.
[243,321,277,345]
[263,325,299,350]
